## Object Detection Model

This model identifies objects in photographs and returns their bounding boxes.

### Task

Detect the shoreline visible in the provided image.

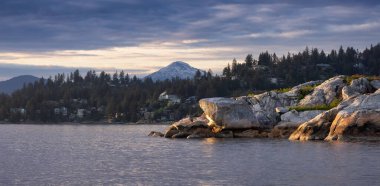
[0,121,172,125]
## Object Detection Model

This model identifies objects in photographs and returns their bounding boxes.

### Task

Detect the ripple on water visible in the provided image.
[0,124,379,185]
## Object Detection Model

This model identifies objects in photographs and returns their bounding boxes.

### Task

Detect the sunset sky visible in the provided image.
[0,0,379,80]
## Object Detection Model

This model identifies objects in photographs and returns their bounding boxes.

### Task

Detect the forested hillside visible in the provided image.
[1,44,379,123]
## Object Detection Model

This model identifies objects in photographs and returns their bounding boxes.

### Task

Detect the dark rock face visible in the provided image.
[233,129,270,138]
[269,122,302,138]
[162,116,215,139]
[148,131,164,137]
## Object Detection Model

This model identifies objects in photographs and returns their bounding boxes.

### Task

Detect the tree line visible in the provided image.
[0,43,379,123]
[222,44,380,90]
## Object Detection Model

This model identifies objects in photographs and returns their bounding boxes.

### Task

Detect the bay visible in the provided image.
[0,124,379,186]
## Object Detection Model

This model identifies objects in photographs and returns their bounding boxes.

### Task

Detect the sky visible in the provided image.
[0,0,379,80]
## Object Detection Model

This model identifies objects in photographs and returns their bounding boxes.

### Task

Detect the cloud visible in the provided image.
[0,40,241,80]
[0,0,379,77]
[247,30,314,39]
[327,22,380,32]
[182,39,209,44]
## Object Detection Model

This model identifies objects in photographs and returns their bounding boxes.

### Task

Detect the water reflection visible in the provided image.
[0,124,379,186]
[202,137,219,145]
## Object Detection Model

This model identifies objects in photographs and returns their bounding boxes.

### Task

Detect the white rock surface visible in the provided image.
[281,110,324,124]
[199,91,300,129]
[342,78,373,100]
[299,76,346,106]
[290,91,380,141]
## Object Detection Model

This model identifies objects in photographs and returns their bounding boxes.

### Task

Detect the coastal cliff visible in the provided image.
[150,75,380,141]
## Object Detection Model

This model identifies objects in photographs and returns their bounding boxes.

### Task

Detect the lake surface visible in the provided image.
[0,124,379,186]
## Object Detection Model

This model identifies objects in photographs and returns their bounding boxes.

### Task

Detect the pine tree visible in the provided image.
[245,54,254,68]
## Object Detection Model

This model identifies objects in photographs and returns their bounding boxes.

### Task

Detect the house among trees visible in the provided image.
[77,109,86,118]
[10,108,26,115]
[158,91,181,104]
[54,107,68,116]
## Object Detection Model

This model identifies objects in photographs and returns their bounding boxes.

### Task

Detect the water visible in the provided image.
[0,124,379,186]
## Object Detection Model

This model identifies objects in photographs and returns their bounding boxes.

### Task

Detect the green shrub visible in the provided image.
[248,93,255,97]
[272,83,319,99]
[298,85,315,100]
[289,98,342,112]
[329,97,341,108]
[274,87,292,93]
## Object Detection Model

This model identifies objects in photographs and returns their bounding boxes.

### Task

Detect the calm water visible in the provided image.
[0,124,379,186]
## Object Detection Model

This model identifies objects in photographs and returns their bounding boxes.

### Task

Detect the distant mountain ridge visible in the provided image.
[0,75,40,94]
[146,61,204,81]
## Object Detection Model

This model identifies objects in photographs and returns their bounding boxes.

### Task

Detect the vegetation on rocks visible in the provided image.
[297,85,319,100]
[344,74,380,84]
[289,98,342,112]
[274,87,292,93]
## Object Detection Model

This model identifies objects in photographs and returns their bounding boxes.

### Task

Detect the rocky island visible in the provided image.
[150,75,380,141]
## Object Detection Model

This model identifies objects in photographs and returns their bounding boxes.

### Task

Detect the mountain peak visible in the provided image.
[146,61,204,81]
[169,61,189,66]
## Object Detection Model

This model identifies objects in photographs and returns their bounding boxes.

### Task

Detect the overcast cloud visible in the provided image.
[0,0,379,80]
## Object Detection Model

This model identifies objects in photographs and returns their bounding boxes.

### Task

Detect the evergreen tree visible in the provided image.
[245,54,254,68]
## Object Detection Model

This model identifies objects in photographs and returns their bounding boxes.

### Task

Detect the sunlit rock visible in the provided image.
[299,76,346,106]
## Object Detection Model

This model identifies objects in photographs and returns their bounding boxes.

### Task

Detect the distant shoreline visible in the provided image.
[0,121,172,125]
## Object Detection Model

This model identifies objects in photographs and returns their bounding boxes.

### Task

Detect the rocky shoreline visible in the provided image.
[150,75,380,141]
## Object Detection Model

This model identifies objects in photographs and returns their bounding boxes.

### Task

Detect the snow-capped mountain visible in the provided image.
[146,61,204,81]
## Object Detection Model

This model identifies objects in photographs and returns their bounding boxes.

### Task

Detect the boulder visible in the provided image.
[286,80,323,96]
[280,110,324,124]
[164,116,210,138]
[186,128,215,139]
[199,91,299,129]
[275,107,289,114]
[342,78,373,100]
[325,109,380,141]
[252,91,299,113]
[272,110,324,139]
[325,92,380,141]
[370,80,380,89]
[172,132,191,138]
[290,91,380,141]
[148,131,164,137]
[164,125,180,138]
[289,108,339,140]
[199,97,275,129]
[299,76,346,106]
